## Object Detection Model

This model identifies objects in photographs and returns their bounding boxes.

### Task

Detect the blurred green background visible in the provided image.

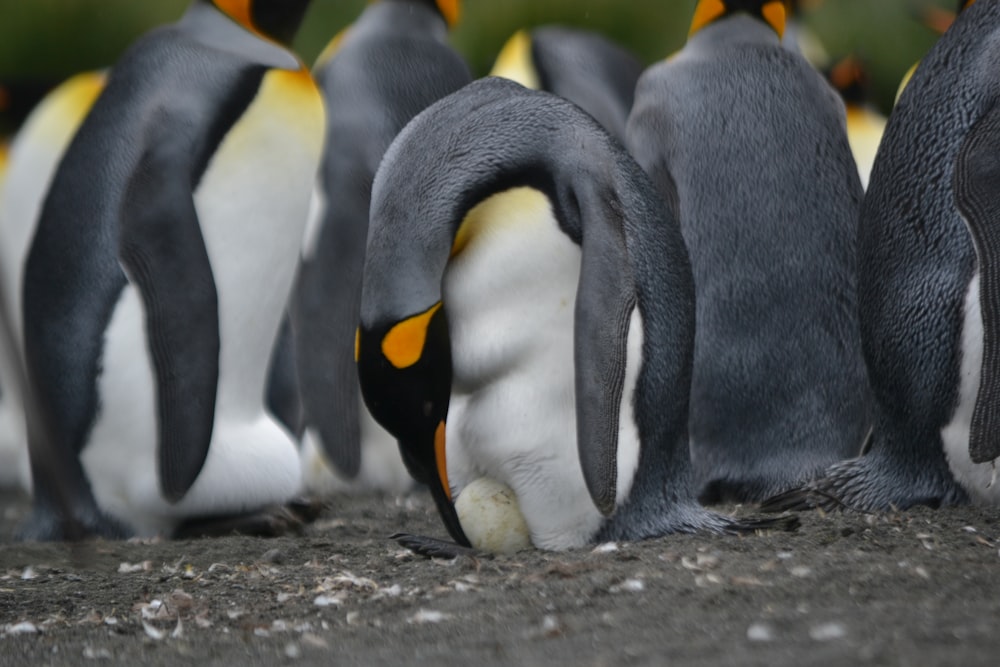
[0,0,962,134]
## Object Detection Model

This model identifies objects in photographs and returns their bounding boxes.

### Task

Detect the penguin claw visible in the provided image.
[391,533,489,560]
[723,513,801,534]
[759,486,850,513]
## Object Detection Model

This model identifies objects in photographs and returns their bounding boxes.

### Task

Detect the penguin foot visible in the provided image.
[172,498,326,539]
[759,455,970,514]
[391,533,489,560]
[721,513,801,534]
[15,506,132,542]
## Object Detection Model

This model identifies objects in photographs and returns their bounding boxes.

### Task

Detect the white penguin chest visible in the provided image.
[440,187,605,549]
[941,273,1000,504]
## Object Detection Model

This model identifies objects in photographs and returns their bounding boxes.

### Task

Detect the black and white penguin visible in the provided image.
[767,0,1000,513]
[357,77,793,552]
[489,25,644,142]
[627,0,871,503]
[291,0,471,496]
[0,70,108,494]
[18,0,324,539]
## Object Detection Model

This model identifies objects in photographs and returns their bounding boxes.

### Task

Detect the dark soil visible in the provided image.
[1,489,999,666]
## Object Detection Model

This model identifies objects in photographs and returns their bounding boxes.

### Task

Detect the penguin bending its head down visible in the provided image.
[766,0,1000,513]
[290,0,471,496]
[19,0,323,540]
[357,77,795,552]
[489,26,644,142]
[627,0,871,504]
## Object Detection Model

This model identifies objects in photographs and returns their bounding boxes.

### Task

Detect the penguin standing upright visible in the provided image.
[0,70,108,493]
[627,0,870,503]
[767,0,1000,513]
[290,0,471,496]
[489,26,644,142]
[357,77,793,552]
[19,0,324,540]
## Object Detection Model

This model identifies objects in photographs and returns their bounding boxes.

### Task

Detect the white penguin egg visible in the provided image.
[454,477,532,554]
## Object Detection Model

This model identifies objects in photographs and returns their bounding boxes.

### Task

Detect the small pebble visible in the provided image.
[747,622,775,642]
[809,622,847,642]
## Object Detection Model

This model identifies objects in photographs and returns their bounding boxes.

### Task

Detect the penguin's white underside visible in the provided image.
[80,69,321,535]
[941,272,1000,503]
[441,187,643,550]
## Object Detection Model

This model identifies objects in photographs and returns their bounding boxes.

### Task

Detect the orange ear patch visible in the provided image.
[213,0,253,30]
[381,303,443,369]
[436,0,461,27]
[762,1,787,38]
[689,0,726,37]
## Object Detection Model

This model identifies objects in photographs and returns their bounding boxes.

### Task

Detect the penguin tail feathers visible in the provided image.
[759,486,849,513]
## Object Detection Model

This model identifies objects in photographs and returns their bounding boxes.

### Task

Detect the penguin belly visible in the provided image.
[941,274,1000,504]
[441,187,642,551]
[80,69,322,535]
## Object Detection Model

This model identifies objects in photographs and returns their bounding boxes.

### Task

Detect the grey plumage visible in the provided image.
[627,14,870,503]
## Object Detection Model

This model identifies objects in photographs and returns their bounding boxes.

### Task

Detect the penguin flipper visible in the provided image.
[955,101,1000,464]
[291,206,366,478]
[574,187,638,517]
[119,136,220,504]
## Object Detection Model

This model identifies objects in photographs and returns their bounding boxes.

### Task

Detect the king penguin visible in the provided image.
[18,0,324,540]
[0,71,108,494]
[626,0,871,504]
[766,0,1000,513]
[489,25,644,142]
[357,77,795,552]
[290,0,471,496]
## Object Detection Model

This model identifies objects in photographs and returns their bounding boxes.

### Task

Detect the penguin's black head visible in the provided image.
[209,0,312,46]
[961,0,976,12]
[690,0,787,38]
[356,303,470,546]
[825,55,871,107]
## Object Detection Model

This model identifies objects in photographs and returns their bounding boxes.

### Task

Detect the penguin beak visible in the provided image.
[357,303,471,547]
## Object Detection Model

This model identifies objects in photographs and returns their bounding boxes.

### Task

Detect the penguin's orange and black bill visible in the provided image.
[689,0,787,38]
[356,303,471,547]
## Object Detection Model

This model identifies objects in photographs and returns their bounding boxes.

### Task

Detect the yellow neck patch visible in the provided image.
[689,0,786,39]
[381,302,442,369]
[490,30,541,90]
[213,0,254,31]
[436,0,461,27]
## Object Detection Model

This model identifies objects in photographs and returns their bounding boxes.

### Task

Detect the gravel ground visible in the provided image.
[1,488,999,666]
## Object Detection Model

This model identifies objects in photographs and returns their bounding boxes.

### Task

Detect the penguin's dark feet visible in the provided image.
[391,533,487,559]
[15,506,132,542]
[759,455,970,514]
[721,513,800,534]
[172,497,326,539]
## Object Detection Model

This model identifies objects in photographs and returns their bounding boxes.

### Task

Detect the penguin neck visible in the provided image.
[382,0,457,29]
[200,0,312,47]
[181,2,300,70]
[360,1,450,41]
[686,14,782,53]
